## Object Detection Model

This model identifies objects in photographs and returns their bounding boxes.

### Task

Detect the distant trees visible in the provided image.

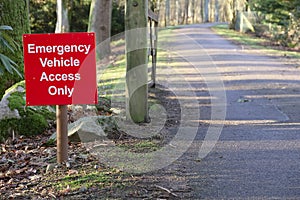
[156,0,245,26]
[30,0,92,33]
[28,0,260,34]
[111,0,125,36]
[250,0,299,25]
[29,0,123,36]
[250,0,300,48]
[2,0,299,102]
[29,0,56,33]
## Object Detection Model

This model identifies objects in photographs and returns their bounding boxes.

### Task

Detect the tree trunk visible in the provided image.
[191,0,195,23]
[165,0,170,26]
[246,0,250,11]
[220,0,233,23]
[55,0,69,33]
[170,0,176,25]
[125,0,148,123]
[209,0,214,22]
[88,0,112,59]
[155,0,160,12]
[0,0,30,97]
[181,0,188,24]
[184,0,190,24]
[200,0,204,22]
[204,0,209,22]
[215,0,219,22]
[230,0,237,29]
[175,0,181,25]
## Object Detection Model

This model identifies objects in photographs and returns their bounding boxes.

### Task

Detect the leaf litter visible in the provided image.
[0,86,190,199]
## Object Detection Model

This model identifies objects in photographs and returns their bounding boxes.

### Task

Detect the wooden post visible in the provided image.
[56,105,68,163]
[125,0,149,123]
[149,17,154,87]
[55,0,69,163]
[148,9,158,88]
[153,16,158,88]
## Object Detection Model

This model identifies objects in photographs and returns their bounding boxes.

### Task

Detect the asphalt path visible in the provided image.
[155,23,300,199]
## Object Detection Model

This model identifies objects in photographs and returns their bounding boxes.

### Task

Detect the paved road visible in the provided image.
[155,24,300,199]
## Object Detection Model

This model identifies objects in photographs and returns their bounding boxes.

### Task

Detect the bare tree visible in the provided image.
[55,0,69,33]
[175,0,181,25]
[88,0,112,59]
[215,0,219,22]
[204,0,209,22]
[191,0,195,23]
[182,0,189,24]
[230,0,247,29]
[165,0,170,26]
[157,0,241,25]
[169,0,175,25]
[220,0,234,23]
[200,0,204,22]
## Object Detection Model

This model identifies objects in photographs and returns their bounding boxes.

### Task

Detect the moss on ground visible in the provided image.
[0,81,55,141]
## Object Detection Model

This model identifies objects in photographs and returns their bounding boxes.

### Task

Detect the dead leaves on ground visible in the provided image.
[0,132,98,199]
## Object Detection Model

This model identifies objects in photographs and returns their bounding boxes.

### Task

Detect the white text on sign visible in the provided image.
[27,43,92,97]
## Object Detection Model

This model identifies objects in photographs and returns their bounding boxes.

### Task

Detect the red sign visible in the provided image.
[23,33,98,106]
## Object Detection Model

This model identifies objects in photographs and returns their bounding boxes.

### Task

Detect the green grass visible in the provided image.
[55,171,110,191]
[165,25,184,30]
[53,168,128,192]
[97,53,126,100]
[212,24,300,59]
[98,30,170,100]
[117,140,160,153]
[99,27,172,90]
[111,38,125,47]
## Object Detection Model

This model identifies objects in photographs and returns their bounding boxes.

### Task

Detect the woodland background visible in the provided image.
[1,0,299,98]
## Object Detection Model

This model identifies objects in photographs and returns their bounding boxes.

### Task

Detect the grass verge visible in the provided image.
[212,24,300,59]
[117,139,161,153]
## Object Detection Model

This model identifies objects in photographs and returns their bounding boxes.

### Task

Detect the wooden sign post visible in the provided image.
[23,33,97,163]
[56,105,68,163]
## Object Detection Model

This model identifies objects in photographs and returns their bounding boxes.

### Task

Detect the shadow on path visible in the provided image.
[154,23,300,199]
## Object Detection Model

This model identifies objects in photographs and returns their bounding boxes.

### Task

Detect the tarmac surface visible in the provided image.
[155,23,300,199]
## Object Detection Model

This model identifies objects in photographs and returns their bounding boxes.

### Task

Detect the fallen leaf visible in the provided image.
[29,175,42,181]
[5,170,16,177]
[60,185,71,195]
[67,169,78,175]
[46,164,56,174]
[0,164,10,172]
[15,167,28,174]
